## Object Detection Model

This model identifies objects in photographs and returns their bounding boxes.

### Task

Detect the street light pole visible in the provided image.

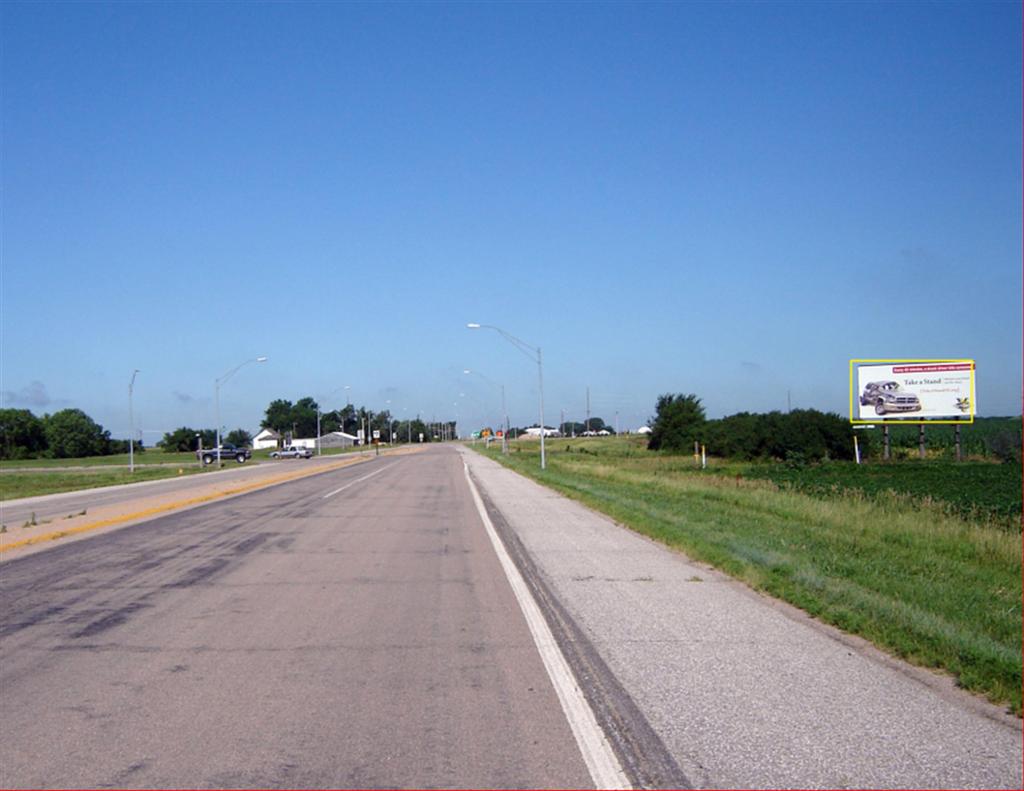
[343,386,352,442]
[128,369,140,473]
[464,368,509,455]
[215,356,268,466]
[317,386,347,456]
[467,323,546,469]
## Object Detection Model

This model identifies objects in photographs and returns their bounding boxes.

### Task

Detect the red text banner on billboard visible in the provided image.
[849,359,976,424]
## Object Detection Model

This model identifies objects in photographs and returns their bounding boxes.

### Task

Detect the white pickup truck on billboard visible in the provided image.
[851,360,976,423]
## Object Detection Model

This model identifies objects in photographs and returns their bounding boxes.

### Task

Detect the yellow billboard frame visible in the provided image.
[849,359,976,425]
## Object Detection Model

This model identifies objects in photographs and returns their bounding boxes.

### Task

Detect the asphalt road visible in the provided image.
[0,447,594,789]
[0,452,376,526]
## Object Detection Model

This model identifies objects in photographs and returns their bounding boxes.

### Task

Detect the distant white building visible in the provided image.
[253,428,282,450]
[291,432,359,450]
[636,425,652,435]
[321,432,359,448]
[520,427,561,438]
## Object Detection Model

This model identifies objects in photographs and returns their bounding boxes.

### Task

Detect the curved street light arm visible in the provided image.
[467,323,545,468]
[476,324,539,363]
[217,356,267,388]
[215,356,267,464]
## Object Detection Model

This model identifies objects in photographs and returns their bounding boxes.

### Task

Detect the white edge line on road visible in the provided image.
[462,461,630,791]
[322,463,395,499]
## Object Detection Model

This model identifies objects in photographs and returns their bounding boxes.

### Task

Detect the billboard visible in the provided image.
[849,359,976,424]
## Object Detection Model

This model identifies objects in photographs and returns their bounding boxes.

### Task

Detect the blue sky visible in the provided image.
[2,1,1020,438]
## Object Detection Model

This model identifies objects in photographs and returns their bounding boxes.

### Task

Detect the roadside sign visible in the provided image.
[849,359,976,424]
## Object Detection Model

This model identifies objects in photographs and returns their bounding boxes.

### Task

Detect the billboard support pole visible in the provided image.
[919,424,926,460]
[883,425,890,461]
[955,424,962,461]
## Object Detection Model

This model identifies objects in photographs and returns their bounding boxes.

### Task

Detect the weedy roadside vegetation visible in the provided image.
[479,435,1022,714]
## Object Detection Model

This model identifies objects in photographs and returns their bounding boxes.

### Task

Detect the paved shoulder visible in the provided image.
[460,447,1023,790]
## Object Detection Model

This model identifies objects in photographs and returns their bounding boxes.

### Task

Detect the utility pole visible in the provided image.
[128,369,140,473]
[586,386,591,434]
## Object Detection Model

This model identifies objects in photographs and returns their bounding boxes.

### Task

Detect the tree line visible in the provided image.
[260,397,450,444]
[558,417,616,436]
[157,427,252,452]
[0,408,131,460]
[0,396,458,460]
[646,393,863,461]
[646,393,1020,463]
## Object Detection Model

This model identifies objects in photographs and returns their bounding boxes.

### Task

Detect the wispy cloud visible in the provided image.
[173,391,195,404]
[1,380,52,407]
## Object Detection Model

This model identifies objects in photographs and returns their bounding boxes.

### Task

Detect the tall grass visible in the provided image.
[480,437,1022,714]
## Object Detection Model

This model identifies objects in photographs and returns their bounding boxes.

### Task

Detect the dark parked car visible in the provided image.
[197,443,252,464]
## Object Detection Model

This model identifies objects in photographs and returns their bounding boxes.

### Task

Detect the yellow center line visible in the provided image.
[0,452,390,554]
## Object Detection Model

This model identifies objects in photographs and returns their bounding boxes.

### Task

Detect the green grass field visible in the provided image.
[742,459,1021,523]
[478,436,1022,714]
[0,450,204,468]
[0,466,208,503]
[0,443,379,500]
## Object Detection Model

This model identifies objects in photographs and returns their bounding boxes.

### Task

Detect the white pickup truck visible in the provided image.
[270,445,314,459]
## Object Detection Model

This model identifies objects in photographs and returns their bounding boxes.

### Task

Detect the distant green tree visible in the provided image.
[370,409,393,436]
[43,409,111,458]
[701,409,856,462]
[108,438,144,454]
[393,418,430,443]
[262,399,294,433]
[225,428,253,447]
[412,418,429,442]
[336,404,358,435]
[0,408,47,459]
[560,421,586,437]
[159,427,216,452]
[319,410,343,434]
[647,394,706,452]
[292,397,320,438]
[261,397,321,438]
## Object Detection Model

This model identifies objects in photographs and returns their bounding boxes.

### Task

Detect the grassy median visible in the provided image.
[0,466,210,502]
[476,437,1022,715]
[0,450,202,468]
